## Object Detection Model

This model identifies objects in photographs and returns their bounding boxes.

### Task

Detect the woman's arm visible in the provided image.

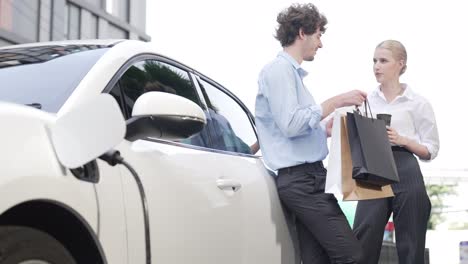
[387,127,431,160]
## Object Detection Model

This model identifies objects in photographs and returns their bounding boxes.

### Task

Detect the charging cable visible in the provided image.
[99,150,151,264]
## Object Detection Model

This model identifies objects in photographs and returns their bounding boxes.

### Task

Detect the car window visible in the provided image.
[197,78,258,155]
[119,60,200,114]
[109,59,211,148]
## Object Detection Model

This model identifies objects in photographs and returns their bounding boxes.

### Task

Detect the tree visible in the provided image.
[426,183,457,229]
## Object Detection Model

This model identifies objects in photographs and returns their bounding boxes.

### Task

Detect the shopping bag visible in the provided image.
[346,103,399,186]
[340,116,394,200]
[325,112,343,197]
[325,111,394,200]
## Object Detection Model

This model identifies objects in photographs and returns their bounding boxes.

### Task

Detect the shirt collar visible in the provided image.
[371,83,415,102]
[277,51,309,78]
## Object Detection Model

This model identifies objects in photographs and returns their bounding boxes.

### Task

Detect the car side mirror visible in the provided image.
[125,91,206,141]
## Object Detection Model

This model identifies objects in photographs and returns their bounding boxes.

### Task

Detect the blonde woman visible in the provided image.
[353,40,440,264]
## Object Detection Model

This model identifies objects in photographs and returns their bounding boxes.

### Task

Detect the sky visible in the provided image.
[146,0,468,172]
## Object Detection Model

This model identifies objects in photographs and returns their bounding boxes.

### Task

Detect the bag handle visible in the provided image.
[364,100,374,119]
[354,100,374,119]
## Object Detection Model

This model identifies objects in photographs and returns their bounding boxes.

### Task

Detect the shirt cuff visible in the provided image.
[320,121,328,137]
[308,104,323,129]
[420,143,437,161]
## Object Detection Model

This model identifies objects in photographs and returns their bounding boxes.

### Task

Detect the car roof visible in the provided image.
[0,39,126,50]
[0,39,200,70]
[0,39,228,89]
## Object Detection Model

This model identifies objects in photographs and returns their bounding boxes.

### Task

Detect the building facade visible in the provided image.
[0,0,149,46]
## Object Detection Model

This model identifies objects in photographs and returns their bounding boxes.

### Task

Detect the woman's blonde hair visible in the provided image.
[376,40,407,75]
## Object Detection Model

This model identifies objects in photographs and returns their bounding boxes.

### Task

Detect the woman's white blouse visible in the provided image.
[367,84,440,161]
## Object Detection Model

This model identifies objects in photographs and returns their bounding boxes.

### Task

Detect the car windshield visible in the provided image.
[0,44,110,113]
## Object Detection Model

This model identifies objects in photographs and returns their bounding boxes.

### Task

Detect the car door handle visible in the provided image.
[216,179,242,192]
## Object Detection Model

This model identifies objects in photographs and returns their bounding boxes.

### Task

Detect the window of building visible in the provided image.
[107,23,127,39]
[80,9,98,39]
[39,0,52,42]
[0,0,40,41]
[129,1,145,31]
[66,3,80,39]
[106,0,129,22]
[83,0,104,8]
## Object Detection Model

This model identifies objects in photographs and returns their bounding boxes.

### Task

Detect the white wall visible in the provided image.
[426,230,468,264]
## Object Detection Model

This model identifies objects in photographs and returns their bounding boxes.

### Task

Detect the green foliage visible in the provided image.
[121,66,146,102]
[119,60,201,113]
[143,61,196,102]
[426,183,457,229]
[449,221,468,230]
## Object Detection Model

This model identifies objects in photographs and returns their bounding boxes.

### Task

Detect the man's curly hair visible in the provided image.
[275,3,328,47]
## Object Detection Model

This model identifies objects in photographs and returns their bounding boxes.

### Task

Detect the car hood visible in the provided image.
[0,102,64,178]
[0,93,126,177]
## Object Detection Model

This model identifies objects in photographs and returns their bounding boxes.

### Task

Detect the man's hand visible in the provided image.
[338,90,367,108]
[250,141,260,154]
[321,90,367,120]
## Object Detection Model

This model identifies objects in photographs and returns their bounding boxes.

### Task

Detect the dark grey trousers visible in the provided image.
[353,148,431,264]
[277,162,362,264]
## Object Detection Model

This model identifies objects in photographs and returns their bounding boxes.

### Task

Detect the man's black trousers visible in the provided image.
[277,162,362,264]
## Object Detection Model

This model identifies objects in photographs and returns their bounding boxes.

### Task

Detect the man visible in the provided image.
[255,3,366,264]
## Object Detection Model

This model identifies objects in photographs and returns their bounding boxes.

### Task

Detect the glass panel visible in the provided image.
[129,0,145,31]
[106,0,128,21]
[0,0,13,31]
[105,0,112,13]
[119,60,201,114]
[107,23,127,39]
[198,79,257,154]
[0,0,39,41]
[114,59,210,148]
[83,0,103,7]
[108,84,125,115]
[67,4,80,39]
[80,9,98,39]
[39,0,52,42]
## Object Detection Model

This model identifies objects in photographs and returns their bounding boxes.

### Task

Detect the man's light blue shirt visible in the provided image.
[255,51,328,171]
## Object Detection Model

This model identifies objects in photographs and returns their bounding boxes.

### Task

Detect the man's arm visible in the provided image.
[320,90,367,119]
[261,65,321,137]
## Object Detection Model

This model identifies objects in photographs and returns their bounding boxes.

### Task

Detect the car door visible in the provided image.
[107,57,243,264]
[193,76,297,263]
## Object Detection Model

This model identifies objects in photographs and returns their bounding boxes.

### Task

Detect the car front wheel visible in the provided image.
[0,226,76,264]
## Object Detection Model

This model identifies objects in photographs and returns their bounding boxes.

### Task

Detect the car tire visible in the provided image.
[0,225,77,264]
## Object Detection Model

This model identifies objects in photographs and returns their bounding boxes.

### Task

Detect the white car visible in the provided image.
[0,39,298,264]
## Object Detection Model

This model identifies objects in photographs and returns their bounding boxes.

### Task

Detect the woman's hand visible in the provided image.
[387,127,408,146]
[387,126,432,160]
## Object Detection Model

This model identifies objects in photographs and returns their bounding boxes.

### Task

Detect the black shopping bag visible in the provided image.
[346,103,399,186]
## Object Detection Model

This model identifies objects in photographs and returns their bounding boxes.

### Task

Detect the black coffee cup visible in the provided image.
[377,114,392,126]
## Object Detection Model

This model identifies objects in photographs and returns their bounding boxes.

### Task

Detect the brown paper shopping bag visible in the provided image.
[340,116,394,201]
